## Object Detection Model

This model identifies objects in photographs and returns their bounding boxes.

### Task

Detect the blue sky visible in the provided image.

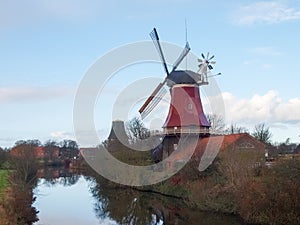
[1,0,300,147]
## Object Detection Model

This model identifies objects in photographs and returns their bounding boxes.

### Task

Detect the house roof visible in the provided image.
[295,144,300,153]
[195,132,264,151]
[219,133,265,149]
[166,133,266,162]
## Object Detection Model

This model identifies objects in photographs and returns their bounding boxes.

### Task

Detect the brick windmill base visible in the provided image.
[160,84,210,159]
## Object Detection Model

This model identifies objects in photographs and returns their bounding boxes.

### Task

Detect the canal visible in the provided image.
[33,169,244,225]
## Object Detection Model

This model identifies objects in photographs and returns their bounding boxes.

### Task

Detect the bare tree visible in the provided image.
[276,138,298,154]
[225,123,249,134]
[206,114,226,134]
[252,123,272,144]
[217,147,263,187]
[0,147,7,167]
[9,141,39,185]
[126,117,150,141]
[44,140,59,163]
[14,139,41,147]
[59,140,79,159]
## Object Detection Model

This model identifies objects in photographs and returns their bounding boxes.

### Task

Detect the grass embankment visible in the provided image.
[0,170,9,198]
[0,170,8,189]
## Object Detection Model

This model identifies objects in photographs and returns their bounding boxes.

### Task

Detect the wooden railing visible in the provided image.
[150,127,210,136]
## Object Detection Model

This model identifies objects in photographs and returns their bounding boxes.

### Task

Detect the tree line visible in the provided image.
[125,115,299,155]
[206,114,300,155]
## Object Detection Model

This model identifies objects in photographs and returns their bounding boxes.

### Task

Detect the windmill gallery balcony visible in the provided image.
[151,126,211,136]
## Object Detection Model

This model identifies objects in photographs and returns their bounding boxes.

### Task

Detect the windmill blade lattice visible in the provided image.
[140,83,168,119]
[171,42,190,72]
[139,27,192,119]
[150,28,170,77]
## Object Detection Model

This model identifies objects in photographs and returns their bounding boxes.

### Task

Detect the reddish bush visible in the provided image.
[237,159,300,225]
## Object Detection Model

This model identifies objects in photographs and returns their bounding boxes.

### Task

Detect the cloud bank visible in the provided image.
[233,1,300,25]
[0,85,75,103]
[223,90,300,125]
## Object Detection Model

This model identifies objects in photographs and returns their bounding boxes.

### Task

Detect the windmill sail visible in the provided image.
[171,42,190,72]
[150,28,170,77]
[139,82,167,119]
[139,28,191,119]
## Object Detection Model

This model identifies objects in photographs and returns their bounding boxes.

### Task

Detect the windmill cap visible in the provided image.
[167,70,200,86]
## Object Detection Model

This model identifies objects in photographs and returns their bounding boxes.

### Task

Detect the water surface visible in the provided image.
[33,169,243,225]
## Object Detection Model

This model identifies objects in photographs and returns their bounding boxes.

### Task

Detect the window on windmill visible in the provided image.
[187,103,193,110]
[238,142,255,149]
[173,144,178,151]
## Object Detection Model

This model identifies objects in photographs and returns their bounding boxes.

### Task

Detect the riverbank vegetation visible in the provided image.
[91,133,300,225]
[0,148,9,199]
[0,127,300,225]
[0,143,39,225]
[182,154,300,225]
[0,170,8,198]
[79,117,300,225]
[0,139,81,224]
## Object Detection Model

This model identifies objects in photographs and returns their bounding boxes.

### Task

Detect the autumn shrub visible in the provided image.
[0,144,39,224]
[237,158,300,225]
[189,148,264,214]
[9,143,39,186]
[0,186,38,225]
[0,161,39,225]
[180,155,239,213]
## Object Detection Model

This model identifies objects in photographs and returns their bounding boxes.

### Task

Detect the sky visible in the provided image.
[0,0,300,148]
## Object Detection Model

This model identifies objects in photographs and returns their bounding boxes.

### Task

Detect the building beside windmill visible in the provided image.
[108,120,127,141]
[152,133,267,163]
[107,120,129,146]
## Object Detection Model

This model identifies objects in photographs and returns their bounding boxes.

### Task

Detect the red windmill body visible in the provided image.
[139,28,218,157]
[163,83,210,134]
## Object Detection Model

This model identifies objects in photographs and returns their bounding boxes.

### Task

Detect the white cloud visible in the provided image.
[233,1,300,25]
[249,47,281,56]
[243,60,255,65]
[242,59,273,69]
[223,90,300,125]
[50,129,110,147]
[50,131,74,140]
[242,46,281,69]
[262,63,272,69]
[0,137,19,147]
[0,85,75,103]
[276,97,300,123]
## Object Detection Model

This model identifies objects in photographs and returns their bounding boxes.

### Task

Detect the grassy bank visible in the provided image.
[0,170,9,198]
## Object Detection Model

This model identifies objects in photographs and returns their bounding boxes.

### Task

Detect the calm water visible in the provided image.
[33,169,243,225]
[33,176,116,225]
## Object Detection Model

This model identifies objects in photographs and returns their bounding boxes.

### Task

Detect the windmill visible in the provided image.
[139,28,218,155]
